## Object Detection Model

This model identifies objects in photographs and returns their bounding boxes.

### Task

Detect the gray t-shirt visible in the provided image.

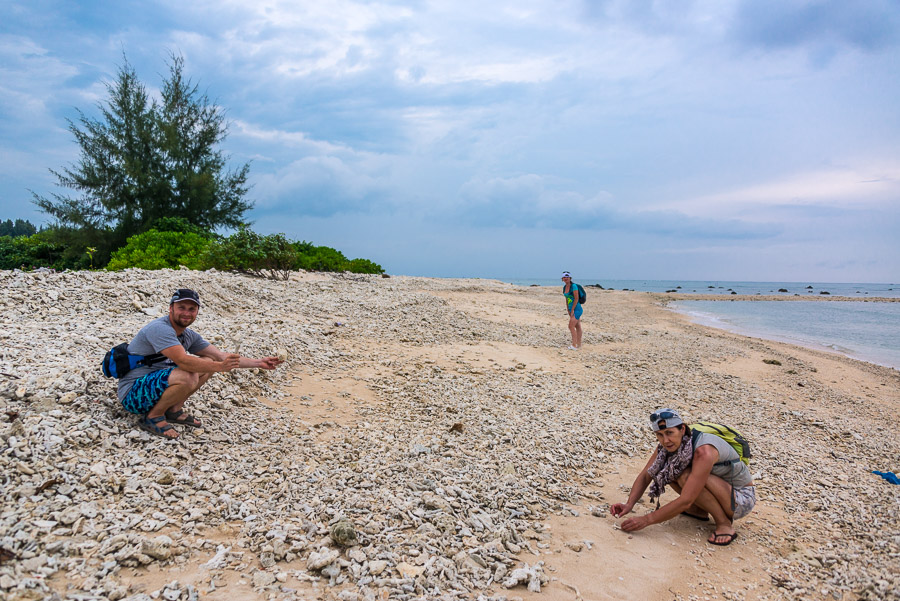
[117,316,210,401]
[694,431,753,489]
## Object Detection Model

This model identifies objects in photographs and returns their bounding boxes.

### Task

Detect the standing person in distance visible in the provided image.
[561,271,583,350]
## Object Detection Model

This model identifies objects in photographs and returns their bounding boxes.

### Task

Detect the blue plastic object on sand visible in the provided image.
[872,470,900,485]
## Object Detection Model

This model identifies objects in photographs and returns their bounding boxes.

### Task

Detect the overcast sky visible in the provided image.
[2,0,899,282]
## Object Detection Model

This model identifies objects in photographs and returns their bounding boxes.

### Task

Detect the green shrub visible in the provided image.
[203,228,296,280]
[107,229,211,271]
[0,232,80,270]
[347,257,384,274]
[295,245,348,272]
[291,241,383,274]
[293,240,316,254]
[149,216,217,238]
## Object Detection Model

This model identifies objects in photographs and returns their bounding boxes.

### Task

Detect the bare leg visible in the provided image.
[146,366,214,427]
[674,468,736,542]
[670,481,709,519]
[166,372,212,415]
[568,317,579,348]
[574,320,583,348]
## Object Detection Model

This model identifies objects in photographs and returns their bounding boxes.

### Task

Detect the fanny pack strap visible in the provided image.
[141,353,166,366]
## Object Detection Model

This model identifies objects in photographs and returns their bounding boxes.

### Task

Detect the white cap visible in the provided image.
[649,408,684,431]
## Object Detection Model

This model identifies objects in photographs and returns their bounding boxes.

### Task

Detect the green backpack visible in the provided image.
[690,421,751,466]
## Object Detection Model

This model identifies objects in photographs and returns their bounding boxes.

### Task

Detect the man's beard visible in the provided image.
[173,314,195,328]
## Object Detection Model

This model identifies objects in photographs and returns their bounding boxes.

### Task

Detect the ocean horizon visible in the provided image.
[498,278,900,298]
[495,278,900,370]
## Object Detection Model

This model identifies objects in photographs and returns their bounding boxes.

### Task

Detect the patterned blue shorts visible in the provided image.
[121,368,173,414]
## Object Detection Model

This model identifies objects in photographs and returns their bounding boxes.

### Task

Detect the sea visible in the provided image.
[499,279,900,369]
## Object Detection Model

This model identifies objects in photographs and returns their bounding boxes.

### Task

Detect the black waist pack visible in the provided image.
[101,343,166,378]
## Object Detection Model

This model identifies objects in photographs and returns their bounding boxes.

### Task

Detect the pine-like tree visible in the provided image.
[32,55,251,263]
[0,219,38,238]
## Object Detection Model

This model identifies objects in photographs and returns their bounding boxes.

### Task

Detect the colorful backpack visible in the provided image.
[563,283,587,304]
[690,421,751,466]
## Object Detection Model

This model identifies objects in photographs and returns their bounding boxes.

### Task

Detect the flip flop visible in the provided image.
[165,408,202,428]
[708,532,738,546]
[681,511,710,522]
[139,415,178,440]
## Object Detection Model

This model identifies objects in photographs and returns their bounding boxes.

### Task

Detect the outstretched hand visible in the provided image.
[257,356,283,370]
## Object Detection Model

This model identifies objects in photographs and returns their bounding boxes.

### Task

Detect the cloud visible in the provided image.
[732,0,900,54]
[0,35,84,125]
[456,174,780,239]
[655,162,900,218]
[2,0,898,282]
[580,0,733,38]
[249,152,395,218]
[458,174,611,227]
[233,120,348,156]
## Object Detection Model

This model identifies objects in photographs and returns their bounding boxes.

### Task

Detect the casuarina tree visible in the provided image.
[32,54,252,263]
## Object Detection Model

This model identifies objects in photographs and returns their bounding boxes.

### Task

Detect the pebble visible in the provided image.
[0,269,897,601]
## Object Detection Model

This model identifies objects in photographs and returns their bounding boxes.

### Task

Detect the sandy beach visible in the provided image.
[1,270,898,601]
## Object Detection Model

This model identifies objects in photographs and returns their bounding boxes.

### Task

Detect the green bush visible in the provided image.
[295,245,348,272]
[291,241,383,274]
[1,225,385,275]
[107,229,211,271]
[203,228,296,280]
[0,232,82,270]
[149,216,216,238]
[346,257,384,274]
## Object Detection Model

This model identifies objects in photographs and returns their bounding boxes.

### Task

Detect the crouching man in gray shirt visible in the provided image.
[118,288,283,440]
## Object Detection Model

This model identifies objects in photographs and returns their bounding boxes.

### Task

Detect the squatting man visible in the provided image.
[117,288,283,439]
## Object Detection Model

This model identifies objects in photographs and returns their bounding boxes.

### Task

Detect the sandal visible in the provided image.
[165,408,202,428]
[139,415,178,440]
[708,532,738,546]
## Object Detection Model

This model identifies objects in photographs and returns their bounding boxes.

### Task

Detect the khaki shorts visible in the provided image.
[732,485,756,520]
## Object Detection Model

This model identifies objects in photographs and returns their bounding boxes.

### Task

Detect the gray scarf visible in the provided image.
[647,432,693,504]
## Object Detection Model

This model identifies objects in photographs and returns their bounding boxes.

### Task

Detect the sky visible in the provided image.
[2,0,899,282]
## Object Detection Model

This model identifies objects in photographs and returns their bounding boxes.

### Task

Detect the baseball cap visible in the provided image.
[649,408,684,431]
[561,271,572,278]
[170,288,200,306]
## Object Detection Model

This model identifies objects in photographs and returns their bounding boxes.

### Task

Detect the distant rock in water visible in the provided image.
[731,291,737,295]
[778,288,788,293]
[806,285,814,289]
[820,291,830,295]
